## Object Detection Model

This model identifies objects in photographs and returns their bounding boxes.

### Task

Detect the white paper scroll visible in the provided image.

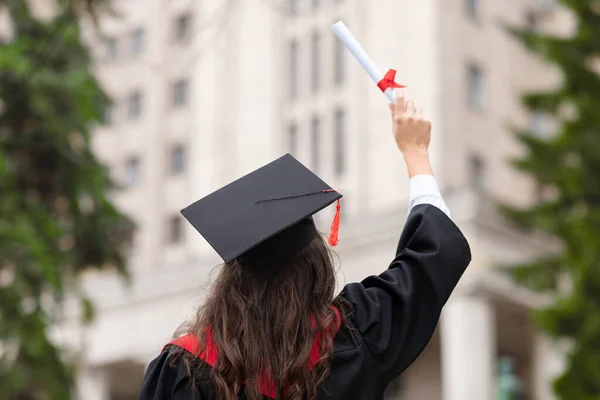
[331,21,400,103]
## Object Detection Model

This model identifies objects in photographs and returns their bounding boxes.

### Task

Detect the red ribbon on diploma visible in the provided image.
[376,69,405,92]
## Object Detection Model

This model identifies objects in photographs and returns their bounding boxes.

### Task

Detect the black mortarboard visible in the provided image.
[181,154,342,265]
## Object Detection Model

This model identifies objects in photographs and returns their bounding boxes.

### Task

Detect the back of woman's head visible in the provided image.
[177,233,342,400]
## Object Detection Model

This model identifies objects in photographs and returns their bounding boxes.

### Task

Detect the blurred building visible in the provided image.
[53,0,571,399]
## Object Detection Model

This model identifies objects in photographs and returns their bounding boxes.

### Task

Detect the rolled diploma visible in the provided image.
[331,21,396,104]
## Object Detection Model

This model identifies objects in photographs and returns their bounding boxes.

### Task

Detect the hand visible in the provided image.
[388,91,434,177]
[388,91,431,157]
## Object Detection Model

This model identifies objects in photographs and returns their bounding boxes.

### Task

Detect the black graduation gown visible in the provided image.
[139,204,471,400]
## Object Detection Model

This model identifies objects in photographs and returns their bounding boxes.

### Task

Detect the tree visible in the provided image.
[503,1,600,399]
[0,0,132,398]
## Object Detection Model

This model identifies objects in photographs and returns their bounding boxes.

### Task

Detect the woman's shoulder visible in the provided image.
[331,305,365,351]
[139,347,214,400]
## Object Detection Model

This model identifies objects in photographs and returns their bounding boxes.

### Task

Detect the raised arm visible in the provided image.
[338,92,471,384]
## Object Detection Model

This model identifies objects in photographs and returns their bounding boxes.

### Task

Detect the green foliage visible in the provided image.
[504,1,600,398]
[0,1,132,399]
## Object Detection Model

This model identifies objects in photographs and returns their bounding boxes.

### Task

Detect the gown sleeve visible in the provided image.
[338,204,471,384]
[138,350,202,400]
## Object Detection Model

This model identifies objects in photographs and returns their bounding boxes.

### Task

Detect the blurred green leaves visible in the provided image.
[504,1,600,398]
[0,1,131,399]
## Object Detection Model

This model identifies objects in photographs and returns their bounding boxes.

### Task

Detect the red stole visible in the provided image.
[164,308,341,398]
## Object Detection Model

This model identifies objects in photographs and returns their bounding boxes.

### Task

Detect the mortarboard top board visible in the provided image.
[181,154,342,265]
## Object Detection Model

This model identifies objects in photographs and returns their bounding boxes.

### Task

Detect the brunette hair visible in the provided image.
[172,233,348,400]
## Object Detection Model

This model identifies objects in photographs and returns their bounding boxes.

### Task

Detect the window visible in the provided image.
[311,116,321,172]
[468,153,485,190]
[168,215,184,244]
[128,90,142,119]
[105,38,118,62]
[170,145,186,174]
[104,103,116,125]
[172,79,189,107]
[334,36,345,87]
[289,40,299,99]
[174,14,192,42]
[131,28,145,55]
[125,156,140,188]
[288,123,298,155]
[467,64,485,109]
[334,108,346,176]
[289,0,299,16]
[311,32,321,93]
[466,0,479,19]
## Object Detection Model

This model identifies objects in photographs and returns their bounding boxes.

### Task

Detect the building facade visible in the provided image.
[53,0,571,398]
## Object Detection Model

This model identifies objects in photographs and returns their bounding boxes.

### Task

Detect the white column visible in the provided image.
[76,368,110,400]
[533,333,567,400]
[441,294,496,400]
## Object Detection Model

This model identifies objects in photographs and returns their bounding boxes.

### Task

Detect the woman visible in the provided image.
[139,93,471,400]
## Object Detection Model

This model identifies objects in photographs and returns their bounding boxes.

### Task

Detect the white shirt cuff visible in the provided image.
[408,175,451,218]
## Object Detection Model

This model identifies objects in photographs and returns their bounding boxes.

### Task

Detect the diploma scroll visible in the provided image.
[331,21,404,103]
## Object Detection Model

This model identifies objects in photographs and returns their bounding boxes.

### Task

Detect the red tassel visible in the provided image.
[328,199,341,246]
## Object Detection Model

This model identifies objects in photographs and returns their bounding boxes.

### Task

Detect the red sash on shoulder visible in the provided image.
[164,307,341,398]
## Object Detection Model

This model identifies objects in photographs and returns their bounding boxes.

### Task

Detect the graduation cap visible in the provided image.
[181,154,342,265]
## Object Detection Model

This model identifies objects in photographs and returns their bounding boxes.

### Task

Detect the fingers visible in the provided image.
[391,94,425,121]
[395,90,405,116]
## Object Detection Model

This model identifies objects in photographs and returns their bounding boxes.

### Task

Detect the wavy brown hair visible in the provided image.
[172,233,348,400]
